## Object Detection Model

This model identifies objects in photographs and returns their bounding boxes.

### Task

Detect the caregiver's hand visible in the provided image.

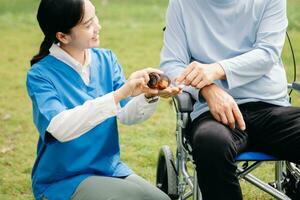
[113,68,162,101]
[201,84,246,130]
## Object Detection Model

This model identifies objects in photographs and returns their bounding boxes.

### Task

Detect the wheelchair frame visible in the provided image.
[156,83,300,200]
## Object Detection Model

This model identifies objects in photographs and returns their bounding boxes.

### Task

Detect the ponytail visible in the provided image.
[30,37,54,66]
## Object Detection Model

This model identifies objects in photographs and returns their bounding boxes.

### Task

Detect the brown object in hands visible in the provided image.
[147,72,171,90]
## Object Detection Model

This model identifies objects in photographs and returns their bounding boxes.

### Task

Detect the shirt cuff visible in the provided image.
[138,94,158,119]
[218,61,233,90]
[139,94,159,108]
[117,94,158,125]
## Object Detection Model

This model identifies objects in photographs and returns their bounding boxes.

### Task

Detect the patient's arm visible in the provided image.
[201,84,246,130]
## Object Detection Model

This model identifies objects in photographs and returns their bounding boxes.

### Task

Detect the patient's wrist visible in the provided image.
[211,63,226,80]
[200,84,216,99]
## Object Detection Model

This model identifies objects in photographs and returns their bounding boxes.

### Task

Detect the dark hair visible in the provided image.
[30,0,85,66]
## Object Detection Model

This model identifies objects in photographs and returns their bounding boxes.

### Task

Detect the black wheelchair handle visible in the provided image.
[173,91,195,113]
[292,82,300,92]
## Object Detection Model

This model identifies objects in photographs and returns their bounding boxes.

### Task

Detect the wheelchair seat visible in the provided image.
[236,151,277,161]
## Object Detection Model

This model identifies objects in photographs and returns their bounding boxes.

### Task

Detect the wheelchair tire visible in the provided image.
[156,145,178,199]
[283,162,300,200]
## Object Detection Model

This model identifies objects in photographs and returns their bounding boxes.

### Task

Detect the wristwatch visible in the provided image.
[144,95,159,103]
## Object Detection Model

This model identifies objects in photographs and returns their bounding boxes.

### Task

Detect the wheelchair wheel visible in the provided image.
[156,145,178,199]
[283,162,300,200]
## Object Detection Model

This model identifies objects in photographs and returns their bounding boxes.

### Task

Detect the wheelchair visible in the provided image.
[156,87,300,200]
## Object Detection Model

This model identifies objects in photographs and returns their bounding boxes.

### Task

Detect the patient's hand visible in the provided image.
[175,61,225,89]
[201,84,246,130]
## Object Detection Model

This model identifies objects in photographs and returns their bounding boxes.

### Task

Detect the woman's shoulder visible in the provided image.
[26,55,58,84]
[26,56,57,95]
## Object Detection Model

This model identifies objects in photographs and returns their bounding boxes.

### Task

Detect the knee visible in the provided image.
[128,188,171,200]
[149,192,171,200]
[120,182,171,200]
[191,121,236,157]
[137,183,171,200]
[114,187,145,200]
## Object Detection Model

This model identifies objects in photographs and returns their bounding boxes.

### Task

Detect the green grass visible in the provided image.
[0,0,300,199]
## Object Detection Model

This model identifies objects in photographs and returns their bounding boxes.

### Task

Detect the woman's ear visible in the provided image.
[56,32,71,44]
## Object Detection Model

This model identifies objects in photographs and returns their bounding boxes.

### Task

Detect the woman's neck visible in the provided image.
[60,44,86,65]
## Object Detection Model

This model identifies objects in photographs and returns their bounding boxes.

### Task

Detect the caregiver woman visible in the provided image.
[26,0,180,199]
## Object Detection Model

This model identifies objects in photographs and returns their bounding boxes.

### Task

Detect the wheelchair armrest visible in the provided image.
[173,91,195,113]
[291,82,300,92]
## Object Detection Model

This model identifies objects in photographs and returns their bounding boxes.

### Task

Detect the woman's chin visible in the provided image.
[89,39,100,48]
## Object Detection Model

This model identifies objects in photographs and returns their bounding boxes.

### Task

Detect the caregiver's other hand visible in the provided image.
[201,84,246,130]
[176,61,225,89]
[145,85,183,99]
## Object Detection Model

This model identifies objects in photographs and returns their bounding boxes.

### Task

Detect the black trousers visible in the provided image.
[190,102,300,200]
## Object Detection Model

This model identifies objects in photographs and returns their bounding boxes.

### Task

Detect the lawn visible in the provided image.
[0,0,299,199]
